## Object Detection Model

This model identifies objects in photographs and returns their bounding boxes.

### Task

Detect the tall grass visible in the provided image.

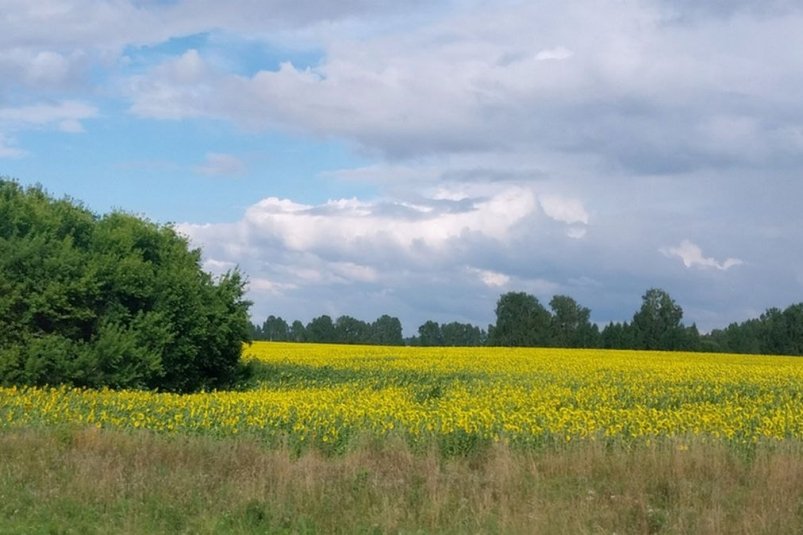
[2,427,801,534]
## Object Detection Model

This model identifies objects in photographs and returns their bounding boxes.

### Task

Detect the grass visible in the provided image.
[2,427,802,534]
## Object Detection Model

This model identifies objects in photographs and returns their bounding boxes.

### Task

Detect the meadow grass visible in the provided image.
[2,426,802,534]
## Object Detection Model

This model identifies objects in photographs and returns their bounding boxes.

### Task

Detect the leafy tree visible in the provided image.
[289,320,307,342]
[780,304,803,355]
[335,315,371,344]
[261,315,290,341]
[600,322,635,349]
[548,295,599,348]
[417,320,443,346]
[249,322,264,340]
[706,320,762,354]
[370,314,404,346]
[0,179,251,392]
[441,322,485,346]
[630,288,687,350]
[488,292,551,347]
[306,315,337,343]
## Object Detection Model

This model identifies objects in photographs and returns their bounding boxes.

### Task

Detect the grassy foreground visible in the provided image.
[2,427,802,534]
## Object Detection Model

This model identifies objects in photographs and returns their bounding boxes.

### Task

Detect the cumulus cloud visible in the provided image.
[538,194,589,225]
[538,194,589,239]
[205,186,536,254]
[174,185,599,329]
[661,240,743,271]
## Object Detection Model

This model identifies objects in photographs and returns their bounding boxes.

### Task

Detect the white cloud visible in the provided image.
[202,258,238,275]
[538,194,589,225]
[121,0,803,169]
[0,134,26,158]
[661,240,743,271]
[468,267,510,288]
[0,100,97,132]
[566,226,587,240]
[195,152,247,177]
[230,186,536,254]
[249,277,298,295]
[175,186,545,327]
[538,194,589,239]
[329,262,379,283]
[535,46,573,61]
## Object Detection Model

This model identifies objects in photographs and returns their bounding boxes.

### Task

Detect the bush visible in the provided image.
[0,179,251,392]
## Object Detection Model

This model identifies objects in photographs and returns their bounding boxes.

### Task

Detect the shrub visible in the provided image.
[0,179,251,392]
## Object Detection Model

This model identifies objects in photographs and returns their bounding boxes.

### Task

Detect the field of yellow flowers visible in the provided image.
[2,342,802,452]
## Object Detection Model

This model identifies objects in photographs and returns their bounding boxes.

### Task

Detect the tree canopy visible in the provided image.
[0,180,251,392]
[488,292,551,347]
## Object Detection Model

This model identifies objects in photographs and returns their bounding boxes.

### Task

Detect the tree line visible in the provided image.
[251,314,406,346]
[253,289,803,356]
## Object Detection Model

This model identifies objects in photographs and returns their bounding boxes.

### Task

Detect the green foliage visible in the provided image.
[705,303,803,356]
[600,321,635,349]
[417,320,444,346]
[306,315,337,343]
[369,314,404,346]
[289,320,307,342]
[631,288,686,350]
[548,295,599,348]
[252,315,290,341]
[488,291,551,346]
[334,315,371,344]
[440,321,485,346]
[0,179,251,392]
[256,313,406,345]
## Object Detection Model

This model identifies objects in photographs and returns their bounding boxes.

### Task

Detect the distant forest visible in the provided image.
[251,289,803,356]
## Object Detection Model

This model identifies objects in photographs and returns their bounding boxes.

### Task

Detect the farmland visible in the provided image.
[3,343,802,450]
[2,343,803,533]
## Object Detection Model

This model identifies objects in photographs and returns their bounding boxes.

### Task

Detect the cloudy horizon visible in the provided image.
[3,0,802,334]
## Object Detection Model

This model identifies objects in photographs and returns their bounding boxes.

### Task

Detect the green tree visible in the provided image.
[631,288,689,350]
[488,292,551,347]
[261,315,290,341]
[289,320,307,342]
[0,179,251,392]
[335,315,370,344]
[600,322,634,349]
[706,320,762,354]
[306,315,337,343]
[417,320,443,346]
[441,322,485,346]
[780,304,803,355]
[370,315,404,346]
[548,295,599,348]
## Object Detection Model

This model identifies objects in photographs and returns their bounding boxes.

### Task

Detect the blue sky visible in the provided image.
[2,0,803,334]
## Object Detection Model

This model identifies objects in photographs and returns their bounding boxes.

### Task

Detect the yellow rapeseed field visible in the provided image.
[2,343,802,450]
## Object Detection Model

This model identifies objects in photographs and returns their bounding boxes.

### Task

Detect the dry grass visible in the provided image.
[1,427,802,534]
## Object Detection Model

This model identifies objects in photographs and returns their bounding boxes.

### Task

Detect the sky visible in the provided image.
[2,0,803,335]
